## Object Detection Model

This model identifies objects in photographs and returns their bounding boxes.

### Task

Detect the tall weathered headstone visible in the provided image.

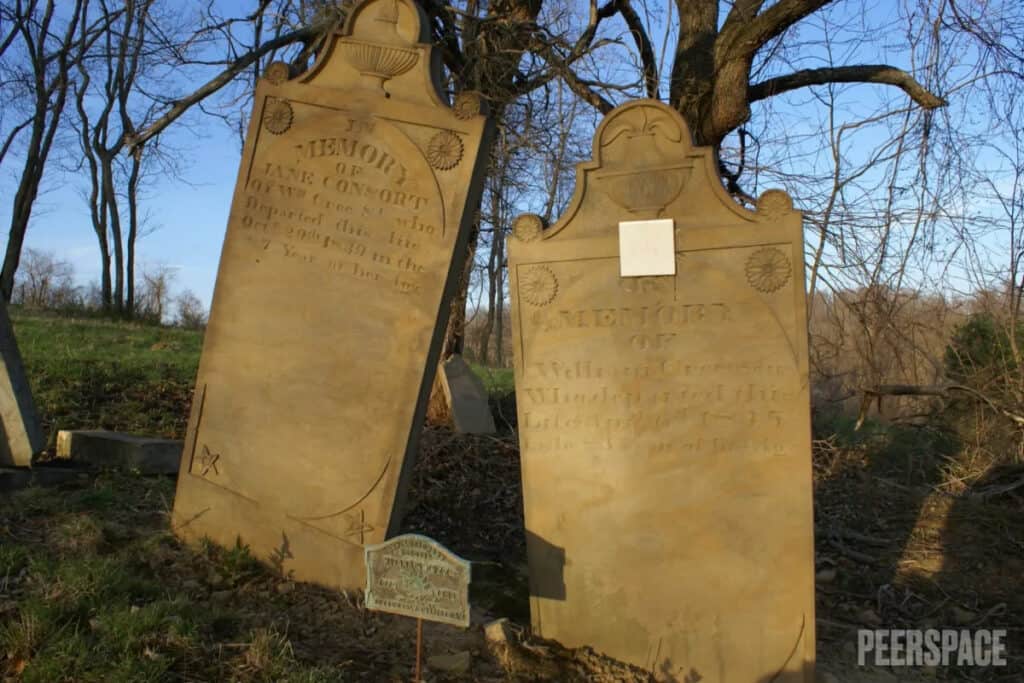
[0,301,43,467]
[172,0,492,590]
[509,100,815,681]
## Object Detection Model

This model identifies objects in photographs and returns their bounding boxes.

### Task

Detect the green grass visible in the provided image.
[0,473,355,681]
[10,309,515,449]
[11,309,202,447]
[468,361,514,396]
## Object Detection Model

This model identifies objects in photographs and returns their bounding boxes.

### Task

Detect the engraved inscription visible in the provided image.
[236,110,444,297]
[517,260,799,462]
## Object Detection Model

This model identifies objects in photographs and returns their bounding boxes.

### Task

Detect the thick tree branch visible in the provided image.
[858,384,1024,429]
[750,64,946,108]
[721,0,766,35]
[558,68,615,114]
[615,0,657,98]
[717,0,765,57]
[126,20,329,152]
[739,0,834,55]
[533,42,613,113]
[669,0,716,119]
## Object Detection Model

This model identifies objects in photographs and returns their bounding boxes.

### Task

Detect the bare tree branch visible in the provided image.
[739,0,835,55]
[126,19,329,152]
[615,0,657,98]
[750,64,947,108]
[858,383,1024,428]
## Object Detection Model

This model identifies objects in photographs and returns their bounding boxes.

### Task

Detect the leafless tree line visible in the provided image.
[11,247,206,327]
[2,0,1022,440]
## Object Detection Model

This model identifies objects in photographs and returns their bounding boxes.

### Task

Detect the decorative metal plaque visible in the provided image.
[364,533,471,627]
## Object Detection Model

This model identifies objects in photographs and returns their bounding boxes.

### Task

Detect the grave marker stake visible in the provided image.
[414,617,423,682]
[364,534,471,680]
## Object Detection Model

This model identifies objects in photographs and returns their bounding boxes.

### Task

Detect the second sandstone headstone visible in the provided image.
[509,100,815,681]
[172,0,492,590]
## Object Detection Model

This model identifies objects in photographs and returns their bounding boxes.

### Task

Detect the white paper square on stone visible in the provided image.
[618,219,676,276]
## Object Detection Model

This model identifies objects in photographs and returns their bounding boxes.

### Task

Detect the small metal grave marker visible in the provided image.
[365,533,471,628]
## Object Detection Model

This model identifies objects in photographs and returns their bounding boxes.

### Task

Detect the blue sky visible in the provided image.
[1,0,1016,311]
[2,106,239,310]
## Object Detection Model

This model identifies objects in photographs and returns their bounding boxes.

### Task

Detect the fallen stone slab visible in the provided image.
[56,430,182,474]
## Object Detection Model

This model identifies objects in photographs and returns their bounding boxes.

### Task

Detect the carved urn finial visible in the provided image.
[342,0,419,92]
[594,106,693,217]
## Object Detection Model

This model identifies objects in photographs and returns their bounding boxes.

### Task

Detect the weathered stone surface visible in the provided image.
[440,354,495,434]
[171,0,492,591]
[364,533,471,627]
[508,100,815,681]
[0,301,43,467]
[56,430,182,473]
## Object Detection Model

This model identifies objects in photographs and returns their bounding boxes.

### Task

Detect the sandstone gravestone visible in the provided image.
[509,100,815,681]
[364,533,471,627]
[171,0,492,590]
[0,301,43,467]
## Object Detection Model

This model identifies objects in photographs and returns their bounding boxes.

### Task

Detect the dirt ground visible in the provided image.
[1,424,1021,681]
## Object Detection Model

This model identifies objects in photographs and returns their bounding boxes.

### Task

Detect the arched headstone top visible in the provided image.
[291,0,450,111]
[520,99,798,242]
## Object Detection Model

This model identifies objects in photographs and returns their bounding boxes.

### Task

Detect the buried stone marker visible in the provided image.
[508,100,816,681]
[171,0,492,590]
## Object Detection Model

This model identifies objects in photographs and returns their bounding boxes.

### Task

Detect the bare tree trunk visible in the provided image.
[479,185,502,365]
[103,161,125,314]
[443,220,479,358]
[0,0,85,300]
[494,223,506,367]
[126,149,142,315]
